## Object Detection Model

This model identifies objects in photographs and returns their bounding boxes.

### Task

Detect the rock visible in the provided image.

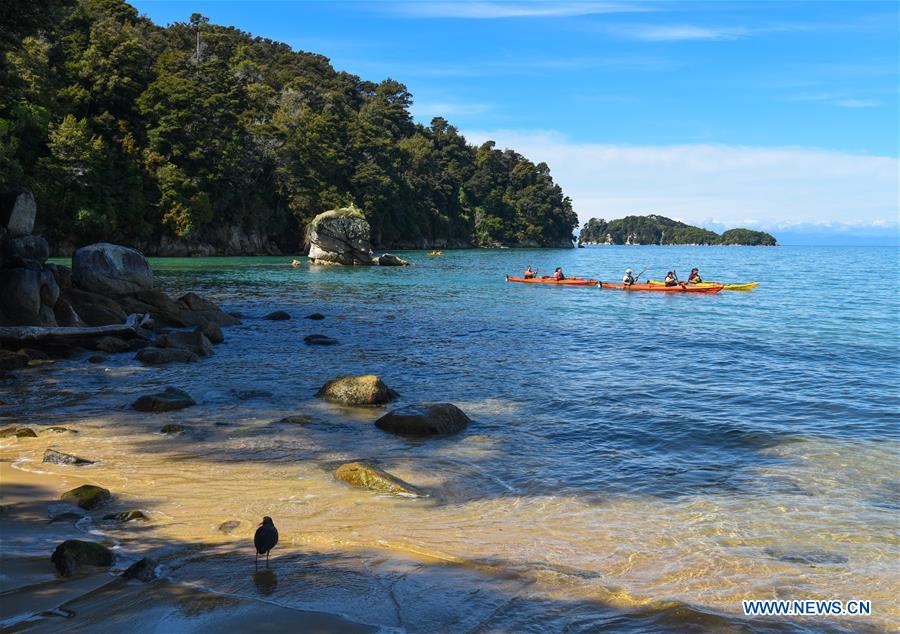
[195,321,223,344]
[0,426,37,438]
[61,288,127,326]
[132,387,195,412]
[135,347,199,365]
[316,375,397,406]
[87,355,108,364]
[157,331,213,357]
[277,415,312,425]
[118,289,188,327]
[45,263,72,290]
[51,539,114,577]
[218,520,242,534]
[334,462,423,497]
[0,189,37,236]
[43,448,94,466]
[18,347,49,361]
[72,243,153,296]
[53,297,86,327]
[374,403,471,436]
[0,268,41,324]
[60,484,112,510]
[102,510,148,522]
[176,292,240,326]
[121,557,159,582]
[377,253,410,266]
[94,336,130,353]
[306,206,374,265]
[263,310,290,321]
[233,389,272,400]
[0,350,29,370]
[42,426,78,434]
[305,313,325,320]
[304,334,338,346]
[159,423,187,434]
[4,235,49,267]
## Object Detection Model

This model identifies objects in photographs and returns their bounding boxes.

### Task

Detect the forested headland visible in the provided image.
[0,0,578,255]
[578,215,777,246]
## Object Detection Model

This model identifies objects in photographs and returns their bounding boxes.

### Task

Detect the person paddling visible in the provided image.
[523,266,537,279]
[688,267,703,284]
[664,271,679,287]
[553,267,566,281]
[622,268,635,286]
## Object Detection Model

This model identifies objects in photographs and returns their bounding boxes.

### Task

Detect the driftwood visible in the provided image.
[0,314,152,351]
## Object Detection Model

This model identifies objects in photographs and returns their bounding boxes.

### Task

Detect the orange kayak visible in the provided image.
[599,282,724,293]
[507,275,598,286]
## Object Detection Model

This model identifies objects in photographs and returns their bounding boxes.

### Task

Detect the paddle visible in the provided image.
[632,268,648,283]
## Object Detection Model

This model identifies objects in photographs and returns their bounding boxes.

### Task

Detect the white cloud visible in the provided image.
[462,129,900,231]
[617,24,749,41]
[834,98,883,108]
[386,2,651,19]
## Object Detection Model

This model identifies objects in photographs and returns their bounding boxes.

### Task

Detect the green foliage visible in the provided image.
[578,215,777,246]
[1,0,578,251]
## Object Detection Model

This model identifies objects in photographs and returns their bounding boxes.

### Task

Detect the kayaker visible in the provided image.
[688,268,703,284]
[664,271,679,287]
[553,267,566,281]
[622,268,635,286]
[523,266,536,279]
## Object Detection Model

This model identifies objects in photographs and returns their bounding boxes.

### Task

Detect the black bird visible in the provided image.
[254,516,278,568]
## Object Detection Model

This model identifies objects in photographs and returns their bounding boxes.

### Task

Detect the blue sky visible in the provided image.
[132,1,899,244]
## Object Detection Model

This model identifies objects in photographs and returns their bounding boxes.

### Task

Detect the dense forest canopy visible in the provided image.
[0,0,578,254]
[578,215,777,246]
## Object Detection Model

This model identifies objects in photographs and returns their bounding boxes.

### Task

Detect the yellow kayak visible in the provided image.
[649,280,759,291]
[426,251,444,257]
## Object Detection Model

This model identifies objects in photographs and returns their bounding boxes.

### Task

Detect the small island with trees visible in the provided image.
[578,215,777,246]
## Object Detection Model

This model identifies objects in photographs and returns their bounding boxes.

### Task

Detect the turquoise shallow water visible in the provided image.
[10,245,900,631]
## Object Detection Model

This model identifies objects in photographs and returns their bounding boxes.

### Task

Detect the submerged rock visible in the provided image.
[42,426,78,434]
[159,423,188,434]
[218,520,242,534]
[18,348,49,361]
[135,347,199,365]
[87,354,108,364]
[102,510,148,522]
[276,415,312,425]
[196,320,224,344]
[43,448,94,466]
[233,389,272,401]
[60,484,111,510]
[263,310,290,321]
[375,403,471,436]
[304,334,338,346]
[0,426,37,438]
[305,313,325,320]
[316,375,397,406]
[334,462,423,497]
[121,557,159,582]
[132,387,195,412]
[157,331,213,357]
[72,243,153,296]
[51,539,114,577]
[0,350,29,371]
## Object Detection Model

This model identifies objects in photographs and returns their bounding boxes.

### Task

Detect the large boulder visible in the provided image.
[0,268,41,324]
[176,292,240,326]
[377,253,410,266]
[51,539,114,577]
[131,387,195,412]
[0,189,36,237]
[375,403,471,436]
[4,235,49,267]
[334,462,423,497]
[118,289,189,327]
[316,375,397,406]
[60,484,111,509]
[306,206,373,265]
[61,287,127,326]
[72,243,152,296]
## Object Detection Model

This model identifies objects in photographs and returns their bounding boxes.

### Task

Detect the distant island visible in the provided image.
[578,215,777,246]
[1,1,577,256]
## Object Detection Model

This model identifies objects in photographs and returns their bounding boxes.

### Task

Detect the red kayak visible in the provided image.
[507,275,598,286]
[599,282,724,293]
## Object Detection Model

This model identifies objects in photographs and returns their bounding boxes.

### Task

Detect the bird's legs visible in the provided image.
[266,551,270,568]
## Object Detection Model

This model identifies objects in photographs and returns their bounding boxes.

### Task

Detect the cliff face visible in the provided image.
[579,215,776,246]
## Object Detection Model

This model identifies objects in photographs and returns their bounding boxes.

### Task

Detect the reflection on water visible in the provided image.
[4,246,899,631]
